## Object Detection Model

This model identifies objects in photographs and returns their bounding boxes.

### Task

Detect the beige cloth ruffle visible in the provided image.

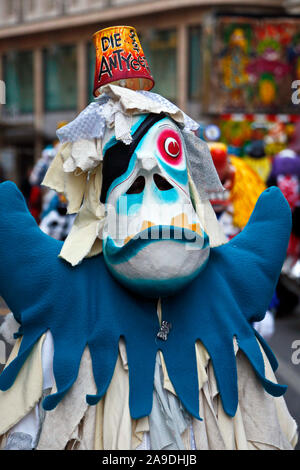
[37,346,97,450]
[99,84,185,145]
[0,335,297,450]
[0,335,45,444]
[43,144,105,266]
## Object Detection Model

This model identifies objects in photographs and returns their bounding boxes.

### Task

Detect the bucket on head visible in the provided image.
[93,25,155,97]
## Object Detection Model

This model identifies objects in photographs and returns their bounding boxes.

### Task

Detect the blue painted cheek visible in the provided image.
[155,151,188,187]
[117,193,143,216]
[152,185,179,204]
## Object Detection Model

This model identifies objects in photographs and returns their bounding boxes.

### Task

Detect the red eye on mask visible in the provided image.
[157,129,182,165]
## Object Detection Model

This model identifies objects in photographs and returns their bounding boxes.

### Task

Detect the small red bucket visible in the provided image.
[93,26,155,97]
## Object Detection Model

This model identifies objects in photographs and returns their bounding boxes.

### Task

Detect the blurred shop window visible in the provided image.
[44,45,77,111]
[3,50,34,115]
[141,29,177,103]
[188,26,203,101]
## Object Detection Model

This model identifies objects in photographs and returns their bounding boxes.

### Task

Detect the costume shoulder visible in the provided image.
[216,186,291,323]
[0,181,62,322]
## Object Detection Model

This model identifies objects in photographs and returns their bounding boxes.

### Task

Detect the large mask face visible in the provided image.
[101,114,210,297]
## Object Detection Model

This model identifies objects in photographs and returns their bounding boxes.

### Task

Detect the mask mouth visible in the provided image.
[123,213,203,246]
[103,225,210,297]
[104,225,209,261]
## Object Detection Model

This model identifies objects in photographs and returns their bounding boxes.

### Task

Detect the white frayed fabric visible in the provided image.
[37,346,97,450]
[63,139,102,174]
[42,143,88,215]
[0,313,19,346]
[103,85,198,131]
[58,166,105,266]
[101,100,133,145]
[57,84,198,145]
[42,143,105,265]
[0,337,45,437]
[57,101,108,144]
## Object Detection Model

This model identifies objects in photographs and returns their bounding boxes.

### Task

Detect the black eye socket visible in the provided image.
[126,176,145,194]
[100,113,166,203]
[153,174,173,191]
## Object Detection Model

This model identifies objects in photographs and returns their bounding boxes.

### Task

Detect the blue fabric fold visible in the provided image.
[0,182,291,419]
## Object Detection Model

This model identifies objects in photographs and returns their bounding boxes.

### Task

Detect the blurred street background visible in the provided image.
[0,0,300,449]
[269,309,300,450]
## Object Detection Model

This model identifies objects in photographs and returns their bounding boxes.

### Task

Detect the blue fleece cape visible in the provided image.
[0,182,291,420]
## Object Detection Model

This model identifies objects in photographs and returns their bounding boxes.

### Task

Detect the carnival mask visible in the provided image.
[101,114,210,297]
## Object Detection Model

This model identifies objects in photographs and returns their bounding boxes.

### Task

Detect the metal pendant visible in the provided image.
[156,320,172,341]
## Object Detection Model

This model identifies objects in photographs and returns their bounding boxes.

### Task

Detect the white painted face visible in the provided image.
[101,114,210,297]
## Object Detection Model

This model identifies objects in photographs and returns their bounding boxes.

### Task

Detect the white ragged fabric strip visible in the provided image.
[59,166,105,266]
[57,100,108,144]
[63,138,103,174]
[0,312,19,346]
[57,84,199,145]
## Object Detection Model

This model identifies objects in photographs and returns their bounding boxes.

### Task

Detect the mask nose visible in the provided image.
[137,153,158,172]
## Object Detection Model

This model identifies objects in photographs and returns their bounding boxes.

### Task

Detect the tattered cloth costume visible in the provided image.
[0,85,297,450]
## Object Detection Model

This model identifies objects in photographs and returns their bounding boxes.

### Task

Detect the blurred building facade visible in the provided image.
[0,0,298,181]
